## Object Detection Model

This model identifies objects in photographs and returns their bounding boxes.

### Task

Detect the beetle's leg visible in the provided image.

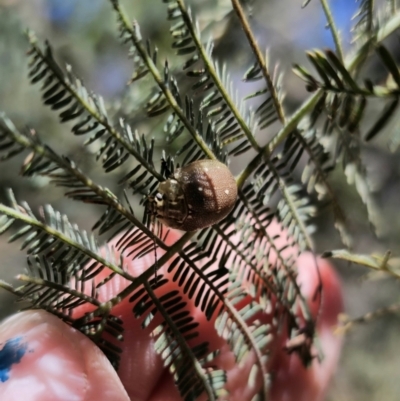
[160,158,172,179]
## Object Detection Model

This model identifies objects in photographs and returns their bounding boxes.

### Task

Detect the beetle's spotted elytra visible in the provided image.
[150,159,238,231]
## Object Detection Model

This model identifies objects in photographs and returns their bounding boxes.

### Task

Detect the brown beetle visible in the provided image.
[151,159,237,231]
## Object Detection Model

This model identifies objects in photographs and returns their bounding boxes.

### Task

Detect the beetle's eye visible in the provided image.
[155,193,163,201]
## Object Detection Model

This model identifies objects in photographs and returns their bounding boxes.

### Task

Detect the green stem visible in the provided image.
[111,1,216,161]
[17,274,101,306]
[144,281,217,401]
[320,0,344,62]
[0,203,133,281]
[237,9,400,185]
[230,0,287,125]
[1,115,168,253]
[176,0,260,151]
[26,30,164,182]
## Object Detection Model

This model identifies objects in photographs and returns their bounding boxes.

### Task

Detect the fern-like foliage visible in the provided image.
[2,0,400,399]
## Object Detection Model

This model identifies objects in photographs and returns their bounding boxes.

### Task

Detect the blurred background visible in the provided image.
[1,0,400,400]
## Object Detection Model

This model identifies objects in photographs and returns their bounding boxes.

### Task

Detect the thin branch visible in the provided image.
[320,0,344,62]
[88,232,196,312]
[27,31,164,182]
[237,9,400,185]
[323,249,399,278]
[110,0,217,160]
[144,281,218,401]
[0,116,169,253]
[175,0,260,151]
[16,274,101,306]
[230,0,286,124]
[0,203,132,280]
[338,302,400,333]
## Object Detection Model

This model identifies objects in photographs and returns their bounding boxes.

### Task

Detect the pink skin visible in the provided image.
[0,224,343,401]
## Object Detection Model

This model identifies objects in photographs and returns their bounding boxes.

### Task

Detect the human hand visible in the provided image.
[0,224,343,401]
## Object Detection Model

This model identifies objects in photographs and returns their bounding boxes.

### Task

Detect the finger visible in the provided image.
[0,310,129,401]
[268,255,344,401]
[69,230,184,401]
[71,224,343,401]
[109,237,342,401]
